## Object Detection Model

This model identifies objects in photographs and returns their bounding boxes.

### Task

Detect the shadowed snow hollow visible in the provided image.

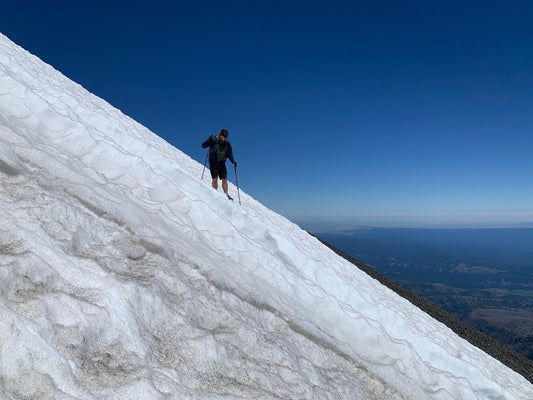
[0,33,532,400]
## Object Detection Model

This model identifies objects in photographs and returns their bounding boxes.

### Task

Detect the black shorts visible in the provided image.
[210,161,227,180]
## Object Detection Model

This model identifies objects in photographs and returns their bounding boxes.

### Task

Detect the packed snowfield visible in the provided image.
[0,32,532,400]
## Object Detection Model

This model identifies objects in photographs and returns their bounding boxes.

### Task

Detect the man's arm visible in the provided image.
[201,136,215,148]
[227,142,236,165]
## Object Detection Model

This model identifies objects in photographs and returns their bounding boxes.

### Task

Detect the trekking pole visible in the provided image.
[234,164,241,205]
[201,149,208,179]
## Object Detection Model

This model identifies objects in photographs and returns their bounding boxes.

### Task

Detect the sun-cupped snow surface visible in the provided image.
[0,33,532,400]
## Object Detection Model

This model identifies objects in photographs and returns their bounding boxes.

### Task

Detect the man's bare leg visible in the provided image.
[222,179,228,194]
[222,179,233,200]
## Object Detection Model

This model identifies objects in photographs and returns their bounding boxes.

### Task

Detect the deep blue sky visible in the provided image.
[2,1,533,227]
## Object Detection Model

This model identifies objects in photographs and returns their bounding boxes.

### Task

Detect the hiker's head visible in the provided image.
[220,129,229,138]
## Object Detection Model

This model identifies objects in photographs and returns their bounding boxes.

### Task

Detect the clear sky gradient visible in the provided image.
[2,1,533,227]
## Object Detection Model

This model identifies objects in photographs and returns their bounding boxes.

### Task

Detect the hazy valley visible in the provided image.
[316,227,533,360]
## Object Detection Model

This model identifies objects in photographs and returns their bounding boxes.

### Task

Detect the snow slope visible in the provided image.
[0,32,532,400]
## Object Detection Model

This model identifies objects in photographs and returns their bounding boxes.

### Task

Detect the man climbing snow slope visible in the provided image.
[202,128,237,200]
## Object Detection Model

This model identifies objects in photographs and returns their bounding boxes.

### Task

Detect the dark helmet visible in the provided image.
[220,129,229,138]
